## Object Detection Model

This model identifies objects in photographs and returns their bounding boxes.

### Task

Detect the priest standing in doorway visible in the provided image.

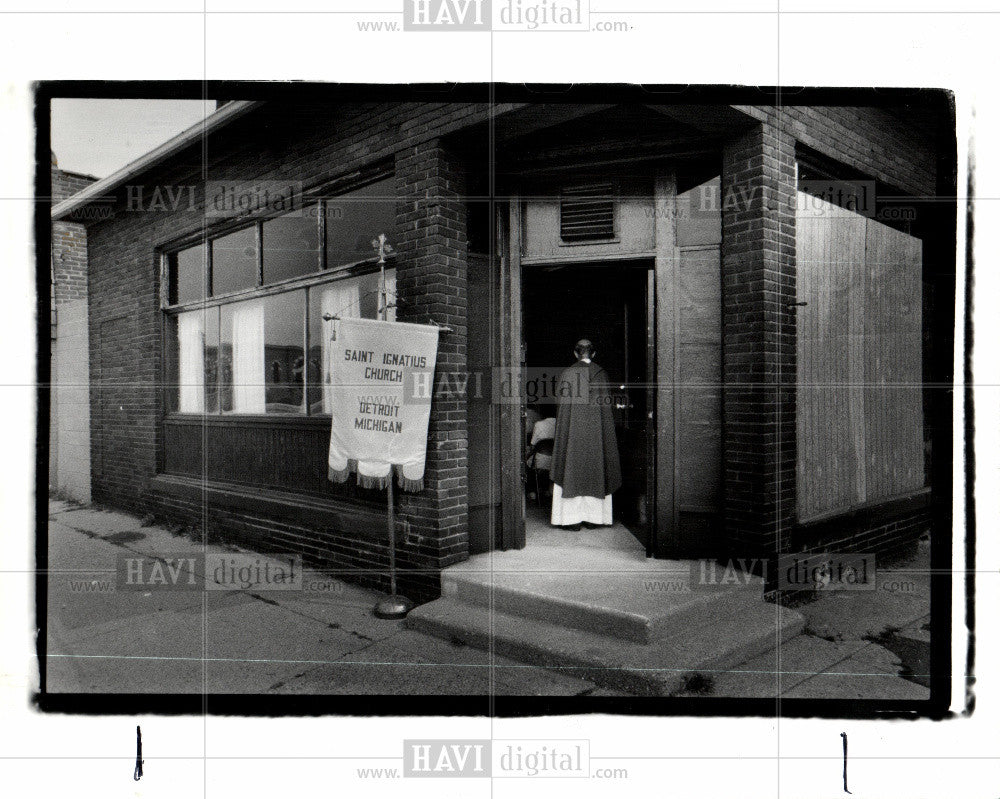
[550,338,622,528]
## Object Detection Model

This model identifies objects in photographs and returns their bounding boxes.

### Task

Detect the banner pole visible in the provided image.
[387,478,397,596]
[373,233,413,620]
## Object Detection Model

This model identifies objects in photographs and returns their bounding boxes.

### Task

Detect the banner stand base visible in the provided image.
[374,594,414,620]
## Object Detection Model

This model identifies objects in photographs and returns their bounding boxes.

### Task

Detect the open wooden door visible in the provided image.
[467,252,500,554]
[654,171,725,558]
[498,199,526,550]
[644,267,657,557]
[653,174,679,556]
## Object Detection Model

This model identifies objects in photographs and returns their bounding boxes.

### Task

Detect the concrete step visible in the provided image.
[442,563,768,644]
[406,595,805,697]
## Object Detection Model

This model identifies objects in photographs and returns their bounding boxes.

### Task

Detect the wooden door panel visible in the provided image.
[655,170,724,557]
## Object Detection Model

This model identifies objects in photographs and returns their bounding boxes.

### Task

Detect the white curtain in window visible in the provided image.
[177,312,204,413]
[231,300,265,413]
[320,278,362,414]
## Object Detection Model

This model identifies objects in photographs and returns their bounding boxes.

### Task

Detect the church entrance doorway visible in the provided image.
[521,261,655,555]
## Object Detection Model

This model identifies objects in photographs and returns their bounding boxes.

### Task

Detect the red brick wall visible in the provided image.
[52,168,97,203]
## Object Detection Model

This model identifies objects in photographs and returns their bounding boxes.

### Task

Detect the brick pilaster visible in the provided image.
[394,140,470,580]
[720,123,797,572]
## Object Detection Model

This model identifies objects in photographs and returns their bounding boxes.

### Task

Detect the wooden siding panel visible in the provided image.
[795,199,862,520]
[676,176,723,248]
[863,220,925,503]
[676,246,722,511]
[796,192,925,521]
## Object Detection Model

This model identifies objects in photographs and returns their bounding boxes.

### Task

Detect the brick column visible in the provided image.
[720,123,797,581]
[394,140,470,595]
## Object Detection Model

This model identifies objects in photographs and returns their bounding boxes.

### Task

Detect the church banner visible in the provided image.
[327,317,439,492]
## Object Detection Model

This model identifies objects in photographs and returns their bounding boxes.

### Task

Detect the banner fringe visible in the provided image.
[358,472,390,491]
[328,460,424,493]
[327,465,351,484]
[398,474,424,493]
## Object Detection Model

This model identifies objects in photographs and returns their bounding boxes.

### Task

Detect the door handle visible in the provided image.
[647,411,654,420]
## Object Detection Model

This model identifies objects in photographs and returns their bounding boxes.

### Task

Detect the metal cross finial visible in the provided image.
[372,233,394,264]
[371,233,395,321]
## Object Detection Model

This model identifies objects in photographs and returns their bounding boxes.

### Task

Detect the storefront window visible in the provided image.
[262,205,321,284]
[307,269,394,415]
[204,307,221,414]
[325,177,398,270]
[212,227,258,296]
[219,300,261,413]
[169,270,393,417]
[264,290,306,414]
[165,307,219,413]
[167,243,206,305]
[165,175,398,418]
[165,178,396,307]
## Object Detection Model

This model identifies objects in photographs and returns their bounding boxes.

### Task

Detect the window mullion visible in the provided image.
[213,305,221,416]
[303,288,310,416]
[256,222,264,287]
[318,201,327,271]
[206,237,214,298]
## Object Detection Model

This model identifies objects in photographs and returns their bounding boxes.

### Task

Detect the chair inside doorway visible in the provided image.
[525,411,555,509]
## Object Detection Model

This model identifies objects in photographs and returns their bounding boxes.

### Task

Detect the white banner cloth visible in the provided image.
[327,317,439,492]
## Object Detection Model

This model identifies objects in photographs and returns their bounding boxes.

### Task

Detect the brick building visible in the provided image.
[49,152,97,502]
[50,90,955,609]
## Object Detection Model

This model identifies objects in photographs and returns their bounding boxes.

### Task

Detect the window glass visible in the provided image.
[264,290,306,414]
[217,293,305,415]
[165,314,180,413]
[171,271,391,417]
[203,307,221,414]
[262,205,320,284]
[165,314,188,413]
[212,227,258,296]
[168,308,218,414]
[307,269,394,415]
[325,178,398,269]
[167,243,206,305]
[220,299,264,413]
[167,308,219,413]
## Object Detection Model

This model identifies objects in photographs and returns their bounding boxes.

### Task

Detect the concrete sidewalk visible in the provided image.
[678,538,933,700]
[45,498,932,700]
[46,499,620,696]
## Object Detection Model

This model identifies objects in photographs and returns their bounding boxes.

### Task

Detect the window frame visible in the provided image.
[159,170,399,424]
[162,262,397,423]
[159,169,398,311]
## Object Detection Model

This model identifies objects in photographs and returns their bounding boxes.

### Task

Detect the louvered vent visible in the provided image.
[560,183,615,241]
